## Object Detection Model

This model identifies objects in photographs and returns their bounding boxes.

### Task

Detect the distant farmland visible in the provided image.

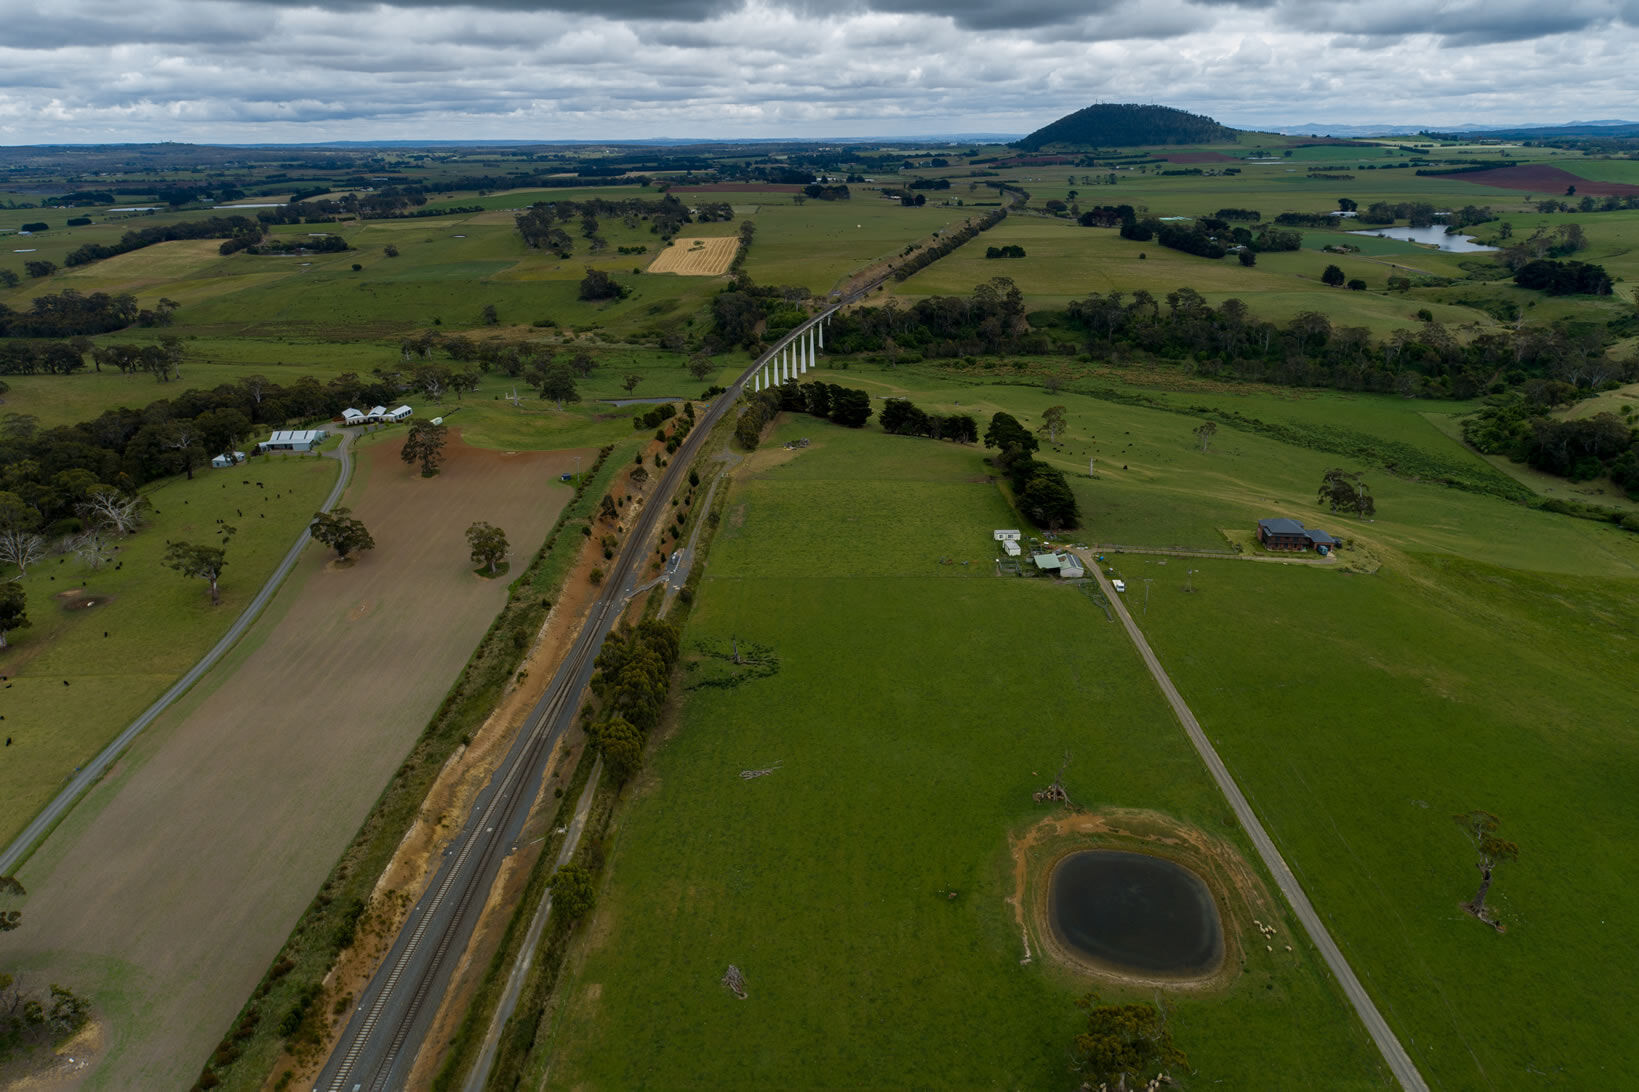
[1430,163,1639,196]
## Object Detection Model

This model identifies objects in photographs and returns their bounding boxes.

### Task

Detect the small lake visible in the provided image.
[1348,225,1496,252]
[1049,850,1223,976]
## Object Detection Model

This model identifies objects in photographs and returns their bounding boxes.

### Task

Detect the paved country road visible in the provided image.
[0,432,355,877]
[1078,552,1429,1092]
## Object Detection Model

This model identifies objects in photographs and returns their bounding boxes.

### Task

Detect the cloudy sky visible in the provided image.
[2,0,1636,143]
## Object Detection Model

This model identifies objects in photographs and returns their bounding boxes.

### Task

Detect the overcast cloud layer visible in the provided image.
[1,0,1636,143]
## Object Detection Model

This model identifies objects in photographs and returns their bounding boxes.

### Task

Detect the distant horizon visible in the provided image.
[5,115,1637,151]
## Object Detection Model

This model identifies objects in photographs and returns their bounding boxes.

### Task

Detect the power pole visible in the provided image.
[1143,577,1152,614]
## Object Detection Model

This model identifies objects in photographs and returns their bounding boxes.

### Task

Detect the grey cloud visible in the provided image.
[852,0,1124,31]
[230,0,739,17]
[1188,0,1634,45]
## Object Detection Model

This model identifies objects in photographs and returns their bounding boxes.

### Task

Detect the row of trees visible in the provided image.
[734,379,873,449]
[63,215,260,269]
[515,195,694,254]
[983,412,1080,529]
[1463,390,1637,491]
[0,365,471,538]
[879,398,980,443]
[891,207,1009,282]
[586,619,682,784]
[819,279,1637,401]
[1513,259,1612,296]
[0,289,173,338]
[828,276,1030,358]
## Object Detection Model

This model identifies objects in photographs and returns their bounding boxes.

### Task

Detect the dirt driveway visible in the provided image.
[4,433,588,1089]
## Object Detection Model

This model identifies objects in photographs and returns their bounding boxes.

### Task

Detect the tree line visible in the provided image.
[1463,388,1637,497]
[879,398,979,443]
[62,215,260,269]
[824,280,1636,401]
[734,380,872,449]
[587,619,683,784]
[515,195,695,255]
[0,289,185,339]
[892,207,1008,281]
[0,367,448,537]
[983,411,1080,529]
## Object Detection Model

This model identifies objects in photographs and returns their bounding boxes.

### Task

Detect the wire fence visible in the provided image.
[1089,542,1241,559]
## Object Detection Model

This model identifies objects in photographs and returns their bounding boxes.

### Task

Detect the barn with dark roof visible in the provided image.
[1258,518,1339,554]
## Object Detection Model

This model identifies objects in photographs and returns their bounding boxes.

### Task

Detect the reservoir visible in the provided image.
[1049,850,1223,976]
[1348,225,1496,252]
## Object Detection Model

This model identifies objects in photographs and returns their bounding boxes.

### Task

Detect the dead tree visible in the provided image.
[721,964,748,999]
[1033,751,1076,807]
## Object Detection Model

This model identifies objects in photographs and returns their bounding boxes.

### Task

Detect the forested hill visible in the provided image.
[1013,104,1239,150]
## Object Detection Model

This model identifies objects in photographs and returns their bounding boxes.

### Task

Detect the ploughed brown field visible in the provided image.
[1430,163,1639,196]
[3,434,586,1089]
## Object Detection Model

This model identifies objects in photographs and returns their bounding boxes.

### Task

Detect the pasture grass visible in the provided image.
[889,216,1498,334]
[1133,555,1639,1089]
[739,198,973,293]
[544,414,1388,1089]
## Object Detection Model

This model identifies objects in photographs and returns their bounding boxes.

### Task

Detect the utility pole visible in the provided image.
[1143,577,1153,614]
[1185,568,1198,593]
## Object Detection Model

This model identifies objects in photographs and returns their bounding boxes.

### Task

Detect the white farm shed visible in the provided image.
[211,451,246,469]
[385,405,413,422]
[1001,538,1021,557]
[258,429,327,453]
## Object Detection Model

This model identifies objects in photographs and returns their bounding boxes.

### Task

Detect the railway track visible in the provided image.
[316,291,869,1091]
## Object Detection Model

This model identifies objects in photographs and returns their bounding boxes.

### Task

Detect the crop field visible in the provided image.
[0,454,339,847]
[543,416,1388,1089]
[646,235,739,276]
[4,433,585,1089]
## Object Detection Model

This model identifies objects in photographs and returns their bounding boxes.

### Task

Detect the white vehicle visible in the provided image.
[1111,579,1127,593]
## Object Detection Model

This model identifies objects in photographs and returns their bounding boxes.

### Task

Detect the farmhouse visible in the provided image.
[1032,551,1086,579]
[385,405,413,422]
[993,529,1022,557]
[258,429,326,453]
[1258,517,1339,554]
[340,408,367,426]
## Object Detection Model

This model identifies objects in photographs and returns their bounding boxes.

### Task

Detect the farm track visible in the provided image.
[317,288,875,1091]
[0,432,355,877]
[1078,551,1430,1092]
